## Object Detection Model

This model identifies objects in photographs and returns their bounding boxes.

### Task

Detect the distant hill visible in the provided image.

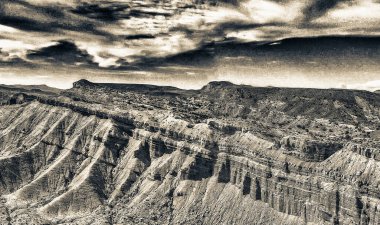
[0,84,61,94]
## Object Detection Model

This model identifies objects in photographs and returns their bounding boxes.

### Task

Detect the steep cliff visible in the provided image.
[0,80,379,225]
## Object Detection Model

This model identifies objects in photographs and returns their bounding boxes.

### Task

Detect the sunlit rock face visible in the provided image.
[0,80,380,224]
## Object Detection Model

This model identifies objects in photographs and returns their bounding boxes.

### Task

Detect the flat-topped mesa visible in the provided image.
[3,80,380,127]
[73,80,235,92]
[71,79,183,96]
[72,79,98,89]
[203,81,235,88]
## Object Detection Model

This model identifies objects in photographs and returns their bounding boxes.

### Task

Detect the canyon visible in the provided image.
[0,80,379,225]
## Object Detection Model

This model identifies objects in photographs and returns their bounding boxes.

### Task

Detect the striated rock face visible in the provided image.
[0,80,380,224]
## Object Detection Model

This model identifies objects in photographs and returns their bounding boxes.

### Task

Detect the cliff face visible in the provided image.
[0,80,380,225]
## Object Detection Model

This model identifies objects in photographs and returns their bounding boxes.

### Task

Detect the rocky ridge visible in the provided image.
[0,80,379,224]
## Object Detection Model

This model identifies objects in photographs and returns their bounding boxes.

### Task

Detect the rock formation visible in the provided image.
[0,80,379,224]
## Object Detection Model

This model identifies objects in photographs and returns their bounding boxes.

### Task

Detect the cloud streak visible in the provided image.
[0,0,379,69]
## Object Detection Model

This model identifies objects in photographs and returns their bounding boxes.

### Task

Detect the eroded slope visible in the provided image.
[0,80,379,225]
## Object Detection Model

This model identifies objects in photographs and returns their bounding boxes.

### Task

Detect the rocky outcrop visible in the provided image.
[280,136,344,161]
[0,80,379,224]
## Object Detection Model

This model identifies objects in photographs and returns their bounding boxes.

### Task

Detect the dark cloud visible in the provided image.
[70,1,174,22]
[0,0,108,35]
[161,45,216,67]
[124,34,156,40]
[302,0,349,22]
[216,21,285,32]
[0,56,37,69]
[71,2,130,21]
[0,16,54,32]
[135,39,268,68]
[15,0,66,18]
[27,40,95,65]
[205,0,240,6]
[128,9,172,17]
[150,35,380,69]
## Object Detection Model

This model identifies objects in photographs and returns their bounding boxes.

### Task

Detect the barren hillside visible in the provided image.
[0,80,379,225]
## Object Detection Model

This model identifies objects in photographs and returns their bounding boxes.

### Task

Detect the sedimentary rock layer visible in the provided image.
[0,80,379,224]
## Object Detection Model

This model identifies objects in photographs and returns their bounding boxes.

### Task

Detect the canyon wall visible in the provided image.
[0,80,379,224]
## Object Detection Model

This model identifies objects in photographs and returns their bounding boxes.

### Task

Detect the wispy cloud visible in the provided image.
[0,0,379,69]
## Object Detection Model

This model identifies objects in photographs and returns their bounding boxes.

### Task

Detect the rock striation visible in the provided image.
[0,80,379,224]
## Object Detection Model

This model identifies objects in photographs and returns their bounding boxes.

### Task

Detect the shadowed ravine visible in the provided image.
[0,80,380,224]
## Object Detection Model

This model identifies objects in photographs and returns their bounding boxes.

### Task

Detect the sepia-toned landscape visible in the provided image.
[1,0,380,224]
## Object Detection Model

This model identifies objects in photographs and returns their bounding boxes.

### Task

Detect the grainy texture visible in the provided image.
[0,80,379,225]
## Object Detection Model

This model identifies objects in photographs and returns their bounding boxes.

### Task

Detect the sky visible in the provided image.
[0,0,380,90]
